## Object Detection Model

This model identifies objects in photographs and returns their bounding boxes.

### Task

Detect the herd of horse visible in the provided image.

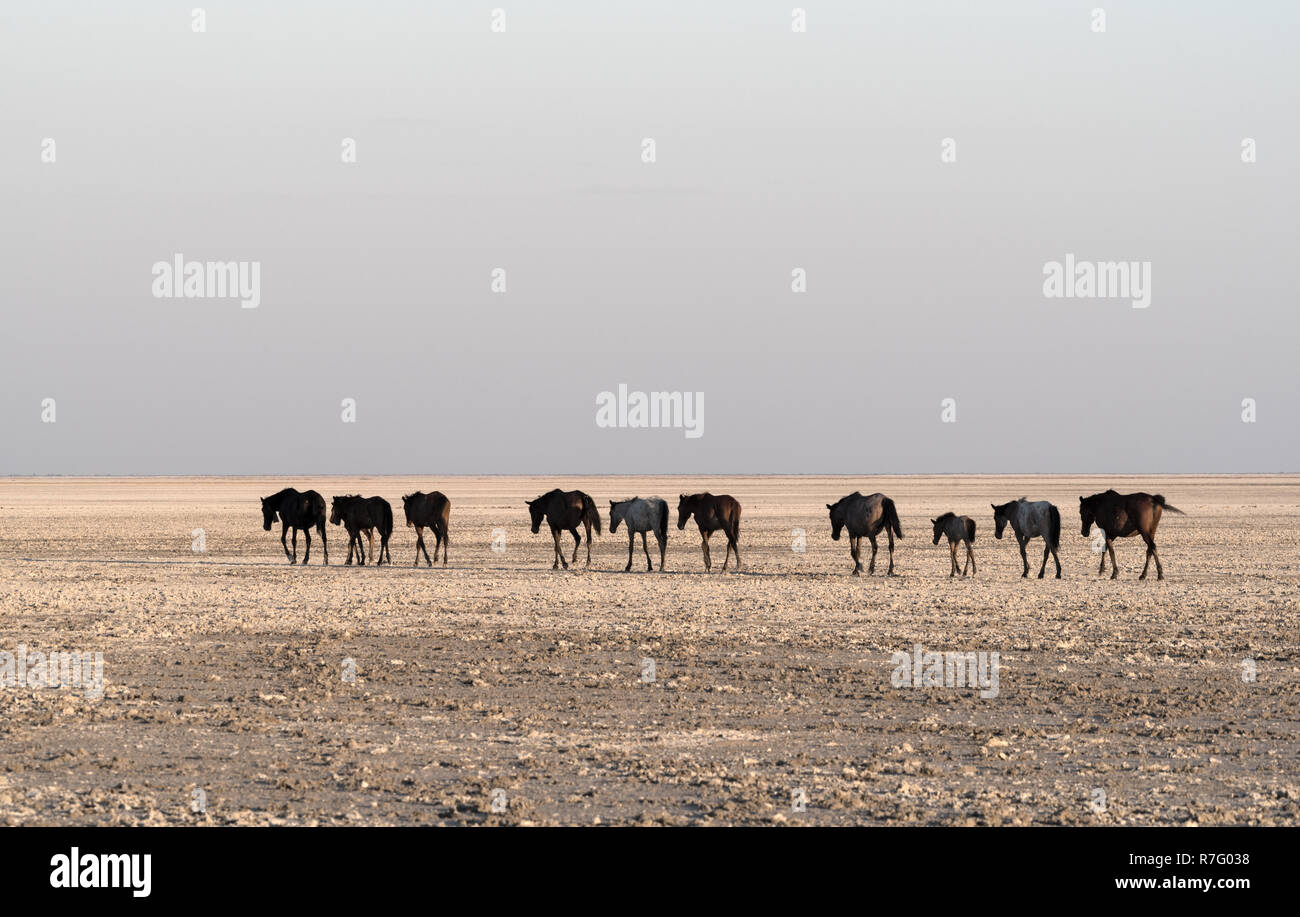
[259,487,1184,579]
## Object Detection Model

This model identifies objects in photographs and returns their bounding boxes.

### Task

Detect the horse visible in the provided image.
[527,489,601,569]
[260,488,328,565]
[677,493,742,572]
[609,497,668,572]
[401,491,451,567]
[329,495,394,566]
[1079,490,1184,580]
[826,492,903,576]
[992,498,1062,579]
[932,513,977,577]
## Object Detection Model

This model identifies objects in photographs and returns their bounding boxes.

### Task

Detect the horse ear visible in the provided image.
[991,503,996,510]
[826,504,833,510]
[1079,496,1084,503]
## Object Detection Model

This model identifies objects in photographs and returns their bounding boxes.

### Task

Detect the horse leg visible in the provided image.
[966,541,976,576]
[366,530,376,565]
[551,527,565,570]
[1097,538,1107,575]
[1051,544,1060,578]
[850,535,861,576]
[303,528,311,565]
[280,522,292,563]
[887,529,896,575]
[730,525,741,571]
[641,532,653,571]
[1139,534,1162,580]
[625,531,634,572]
[1018,536,1029,577]
[438,525,448,565]
[1038,541,1049,579]
[319,523,329,565]
[657,532,666,572]
[413,527,425,566]
[1106,539,1119,580]
[867,535,878,575]
[949,540,958,577]
[701,530,712,572]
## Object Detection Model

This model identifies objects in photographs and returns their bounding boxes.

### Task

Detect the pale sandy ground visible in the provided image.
[0,475,1296,826]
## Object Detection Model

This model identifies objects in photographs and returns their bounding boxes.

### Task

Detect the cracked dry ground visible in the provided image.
[0,475,1296,825]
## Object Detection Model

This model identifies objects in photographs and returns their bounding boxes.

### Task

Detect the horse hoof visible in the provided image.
[1037,572,1045,579]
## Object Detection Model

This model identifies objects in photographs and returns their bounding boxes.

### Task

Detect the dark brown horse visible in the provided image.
[527,489,601,569]
[402,491,451,566]
[676,493,742,572]
[261,488,328,565]
[827,492,903,575]
[1079,490,1184,580]
[329,495,394,566]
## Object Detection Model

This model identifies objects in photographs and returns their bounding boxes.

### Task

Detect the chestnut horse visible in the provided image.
[676,493,741,572]
[1079,490,1184,580]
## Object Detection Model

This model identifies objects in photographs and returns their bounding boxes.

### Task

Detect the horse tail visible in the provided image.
[1048,504,1061,550]
[581,494,602,535]
[1153,494,1185,515]
[658,500,669,540]
[312,493,327,531]
[965,517,976,542]
[883,497,903,538]
[381,500,394,538]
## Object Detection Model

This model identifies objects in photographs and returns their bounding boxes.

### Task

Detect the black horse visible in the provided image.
[329,495,394,566]
[261,488,328,565]
[402,491,451,567]
[527,489,601,569]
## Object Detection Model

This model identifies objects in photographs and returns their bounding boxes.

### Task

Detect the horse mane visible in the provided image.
[934,511,955,524]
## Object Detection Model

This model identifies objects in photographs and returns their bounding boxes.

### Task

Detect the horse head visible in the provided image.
[526,498,543,534]
[827,501,844,541]
[609,500,624,534]
[1078,496,1095,537]
[676,494,693,530]
[261,496,277,531]
[992,502,1009,539]
[931,518,942,545]
[329,497,346,526]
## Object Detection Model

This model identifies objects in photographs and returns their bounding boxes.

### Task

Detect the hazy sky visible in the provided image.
[2,2,1296,475]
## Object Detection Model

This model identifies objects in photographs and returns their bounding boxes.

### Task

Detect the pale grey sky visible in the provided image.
[1,2,1296,474]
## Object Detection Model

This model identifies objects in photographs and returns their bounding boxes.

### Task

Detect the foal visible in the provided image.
[932,513,976,577]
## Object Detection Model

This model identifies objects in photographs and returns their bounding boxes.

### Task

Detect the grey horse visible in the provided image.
[827,492,904,576]
[932,513,977,577]
[991,498,1062,578]
[609,497,668,572]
